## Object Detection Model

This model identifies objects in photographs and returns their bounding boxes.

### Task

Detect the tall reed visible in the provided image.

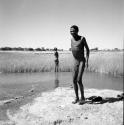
[0,51,123,77]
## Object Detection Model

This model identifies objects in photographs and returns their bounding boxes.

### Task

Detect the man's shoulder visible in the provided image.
[81,36,86,40]
[81,36,86,44]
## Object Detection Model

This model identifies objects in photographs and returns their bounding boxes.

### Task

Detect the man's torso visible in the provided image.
[71,36,85,61]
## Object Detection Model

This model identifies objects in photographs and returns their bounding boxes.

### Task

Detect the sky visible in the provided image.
[0,0,123,50]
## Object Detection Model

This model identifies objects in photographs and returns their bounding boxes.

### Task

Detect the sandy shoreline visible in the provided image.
[0,87,123,125]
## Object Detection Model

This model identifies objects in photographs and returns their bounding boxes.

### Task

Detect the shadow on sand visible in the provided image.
[84,93,124,105]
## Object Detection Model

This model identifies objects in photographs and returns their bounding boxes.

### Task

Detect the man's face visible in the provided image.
[70,27,78,37]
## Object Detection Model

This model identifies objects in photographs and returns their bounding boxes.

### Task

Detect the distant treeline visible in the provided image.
[69,47,123,52]
[0,47,64,51]
[0,47,123,52]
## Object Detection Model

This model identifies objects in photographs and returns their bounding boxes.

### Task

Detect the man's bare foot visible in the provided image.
[72,98,79,104]
[78,99,85,105]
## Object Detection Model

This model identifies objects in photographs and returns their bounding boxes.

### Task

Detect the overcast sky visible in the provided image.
[0,0,123,50]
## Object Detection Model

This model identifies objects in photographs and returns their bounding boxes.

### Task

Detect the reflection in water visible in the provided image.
[54,72,59,88]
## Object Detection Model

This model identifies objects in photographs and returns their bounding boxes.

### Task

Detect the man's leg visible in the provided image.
[77,61,85,100]
[72,60,79,104]
[55,65,56,72]
[56,62,59,72]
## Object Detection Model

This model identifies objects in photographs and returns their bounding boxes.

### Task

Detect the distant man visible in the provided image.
[70,25,90,105]
[54,47,59,72]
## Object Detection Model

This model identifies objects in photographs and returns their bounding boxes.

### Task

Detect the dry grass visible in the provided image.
[88,51,123,76]
[0,51,123,76]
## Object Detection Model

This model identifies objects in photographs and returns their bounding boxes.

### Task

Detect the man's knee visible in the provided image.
[77,78,82,84]
[73,78,77,84]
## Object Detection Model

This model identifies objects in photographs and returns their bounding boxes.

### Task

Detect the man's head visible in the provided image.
[54,47,57,51]
[70,25,79,37]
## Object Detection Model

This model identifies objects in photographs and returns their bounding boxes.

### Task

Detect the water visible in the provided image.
[55,72,123,91]
[0,72,123,99]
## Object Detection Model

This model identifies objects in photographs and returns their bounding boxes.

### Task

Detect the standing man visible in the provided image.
[70,25,90,105]
[54,47,59,72]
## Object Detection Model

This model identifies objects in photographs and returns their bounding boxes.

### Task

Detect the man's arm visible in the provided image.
[83,37,90,68]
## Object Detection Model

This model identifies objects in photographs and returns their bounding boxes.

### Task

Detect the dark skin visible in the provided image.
[54,49,59,72]
[70,27,90,104]
[70,27,89,68]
